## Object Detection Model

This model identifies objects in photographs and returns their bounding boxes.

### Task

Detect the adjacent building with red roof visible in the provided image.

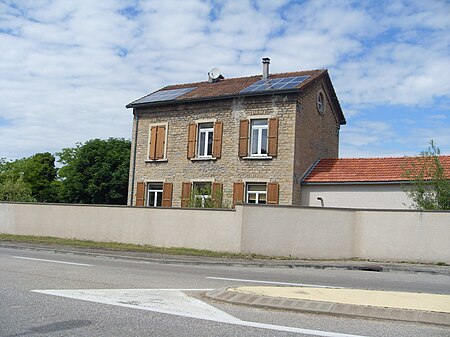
[301,156,450,209]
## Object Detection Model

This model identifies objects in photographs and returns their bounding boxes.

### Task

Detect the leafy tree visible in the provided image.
[57,138,131,204]
[0,153,57,202]
[403,141,450,210]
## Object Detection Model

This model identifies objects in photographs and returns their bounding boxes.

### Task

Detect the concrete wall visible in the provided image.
[1,202,449,263]
[301,184,413,209]
[0,203,242,253]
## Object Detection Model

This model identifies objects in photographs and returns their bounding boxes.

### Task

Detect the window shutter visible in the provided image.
[238,119,249,157]
[162,182,173,207]
[211,182,223,208]
[267,182,279,205]
[181,182,191,207]
[135,182,145,206]
[155,126,166,159]
[268,117,278,157]
[149,126,158,160]
[233,182,244,206]
[187,123,197,159]
[212,121,223,158]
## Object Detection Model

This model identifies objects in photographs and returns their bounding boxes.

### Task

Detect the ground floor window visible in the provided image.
[147,183,163,207]
[246,183,267,204]
[192,182,212,208]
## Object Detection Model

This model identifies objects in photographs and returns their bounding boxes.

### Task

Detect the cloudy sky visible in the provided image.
[1,0,449,161]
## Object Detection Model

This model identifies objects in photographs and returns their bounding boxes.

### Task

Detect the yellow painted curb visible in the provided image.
[228,286,450,313]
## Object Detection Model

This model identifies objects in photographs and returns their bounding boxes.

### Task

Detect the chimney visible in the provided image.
[262,57,270,80]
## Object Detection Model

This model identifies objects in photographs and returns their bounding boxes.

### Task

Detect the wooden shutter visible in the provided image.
[149,126,158,160]
[187,123,197,159]
[238,119,249,157]
[233,182,244,207]
[155,126,166,159]
[268,117,278,157]
[135,182,145,206]
[267,182,279,205]
[181,182,191,207]
[162,182,173,207]
[211,182,223,208]
[212,121,223,158]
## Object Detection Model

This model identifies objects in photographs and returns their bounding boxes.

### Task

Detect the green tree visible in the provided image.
[0,153,57,202]
[403,141,450,210]
[57,138,131,204]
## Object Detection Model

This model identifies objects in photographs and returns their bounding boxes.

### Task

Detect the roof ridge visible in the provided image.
[160,69,326,89]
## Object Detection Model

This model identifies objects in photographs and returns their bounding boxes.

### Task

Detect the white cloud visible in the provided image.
[0,0,449,160]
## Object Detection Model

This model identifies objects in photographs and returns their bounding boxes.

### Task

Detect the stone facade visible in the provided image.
[128,73,342,207]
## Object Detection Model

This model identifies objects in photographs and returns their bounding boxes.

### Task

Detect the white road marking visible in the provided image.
[206,276,343,288]
[32,288,368,337]
[12,256,92,266]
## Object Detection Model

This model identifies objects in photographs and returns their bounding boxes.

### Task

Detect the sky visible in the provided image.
[1,0,449,161]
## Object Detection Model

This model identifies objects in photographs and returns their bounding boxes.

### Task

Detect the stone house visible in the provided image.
[126,58,346,207]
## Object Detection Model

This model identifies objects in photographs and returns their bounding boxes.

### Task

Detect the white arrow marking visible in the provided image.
[32,288,368,337]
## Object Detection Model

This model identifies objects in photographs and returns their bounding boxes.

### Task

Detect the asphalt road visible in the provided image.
[1,246,449,337]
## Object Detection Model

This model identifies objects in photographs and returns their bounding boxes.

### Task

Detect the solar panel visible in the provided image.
[131,87,197,105]
[240,76,309,93]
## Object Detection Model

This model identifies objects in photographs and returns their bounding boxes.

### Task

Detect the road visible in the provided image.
[0,246,449,336]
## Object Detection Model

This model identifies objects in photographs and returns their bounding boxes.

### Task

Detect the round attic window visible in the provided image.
[317,90,325,115]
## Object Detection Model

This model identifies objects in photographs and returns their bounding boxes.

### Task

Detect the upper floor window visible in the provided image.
[317,90,325,115]
[148,124,167,161]
[250,120,268,156]
[239,118,278,158]
[198,123,214,157]
[187,121,223,159]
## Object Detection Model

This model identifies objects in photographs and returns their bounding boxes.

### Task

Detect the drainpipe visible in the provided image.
[129,110,139,206]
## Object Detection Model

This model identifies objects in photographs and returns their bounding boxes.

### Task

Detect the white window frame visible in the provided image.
[147,182,163,207]
[246,183,267,204]
[197,122,214,158]
[146,122,169,161]
[250,119,269,157]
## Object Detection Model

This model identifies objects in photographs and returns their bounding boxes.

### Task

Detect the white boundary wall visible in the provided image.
[1,202,449,263]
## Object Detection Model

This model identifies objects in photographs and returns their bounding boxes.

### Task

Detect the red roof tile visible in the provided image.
[303,156,450,183]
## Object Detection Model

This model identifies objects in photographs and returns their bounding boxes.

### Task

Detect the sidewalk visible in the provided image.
[206,286,450,326]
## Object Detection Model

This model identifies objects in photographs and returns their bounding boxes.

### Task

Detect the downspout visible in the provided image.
[130,109,139,206]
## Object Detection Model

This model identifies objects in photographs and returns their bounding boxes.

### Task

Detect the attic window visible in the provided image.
[317,90,325,115]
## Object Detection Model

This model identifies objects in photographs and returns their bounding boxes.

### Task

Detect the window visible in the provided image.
[148,124,167,160]
[317,91,325,115]
[187,121,223,159]
[197,123,214,157]
[135,182,172,207]
[233,181,279,206]
[147,183,163,207]
[246,184,267,204]
[239,118,278,158]
[181,181,223,208]
[192,182,212,207]
[250,120,268,156]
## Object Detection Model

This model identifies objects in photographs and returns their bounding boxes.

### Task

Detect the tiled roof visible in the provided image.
[127,68,345,125]
[302,156,450,183]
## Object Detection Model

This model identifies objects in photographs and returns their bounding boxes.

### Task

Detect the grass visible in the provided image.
[0,233,291,260]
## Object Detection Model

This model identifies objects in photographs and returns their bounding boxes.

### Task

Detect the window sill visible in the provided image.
[145,159,168,163]
[242,156,273,160]
[190,157,217,161]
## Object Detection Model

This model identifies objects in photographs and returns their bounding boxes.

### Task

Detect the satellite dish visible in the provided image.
[209,67,221,80]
